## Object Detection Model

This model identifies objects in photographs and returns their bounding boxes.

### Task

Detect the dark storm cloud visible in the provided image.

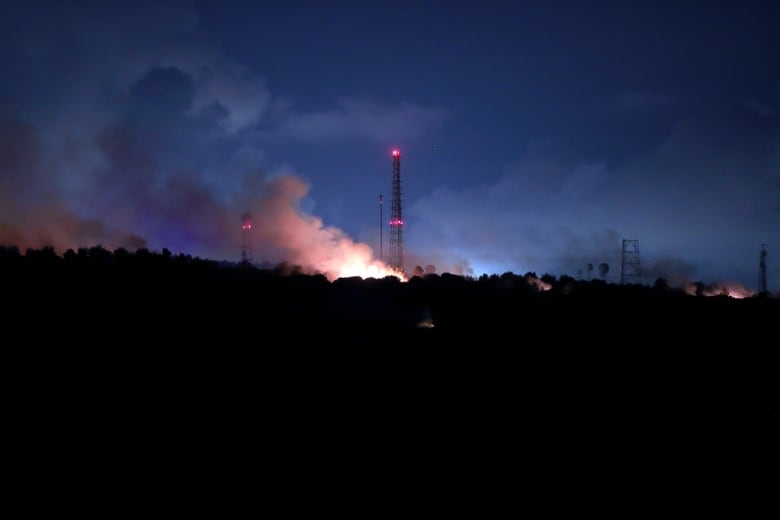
[0,116,147,252]
[0,2,268,257]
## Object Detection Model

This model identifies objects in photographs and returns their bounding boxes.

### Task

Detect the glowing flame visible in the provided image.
[329,254,408,282]
[417,318,435,328]
[525,274,552,292]
[683,281,755,299]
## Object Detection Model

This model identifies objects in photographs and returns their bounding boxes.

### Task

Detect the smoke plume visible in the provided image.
[0,1,405,281]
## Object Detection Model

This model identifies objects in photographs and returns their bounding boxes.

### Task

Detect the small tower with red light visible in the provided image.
[241,212,253,263]
[388,149,404,273]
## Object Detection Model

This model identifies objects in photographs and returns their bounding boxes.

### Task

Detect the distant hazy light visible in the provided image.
[469,259,521,277]
[389,218,404,226]
[392,149,400,156]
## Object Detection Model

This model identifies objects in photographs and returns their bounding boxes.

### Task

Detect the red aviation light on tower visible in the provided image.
[240,211,253,262]
[392,149,400,157]
[241,212,253,230]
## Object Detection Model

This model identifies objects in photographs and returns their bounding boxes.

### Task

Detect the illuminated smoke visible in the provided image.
[682,281,755,299]
[0,112,403,281]
[244,174,406,281]
[0,2,413,283]
[0,150,405,282]
[525,273,552,292]
[0,62,404,282]
[0,113,402,280]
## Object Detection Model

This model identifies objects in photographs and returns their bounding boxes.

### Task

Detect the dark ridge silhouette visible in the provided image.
[3,244,777,419]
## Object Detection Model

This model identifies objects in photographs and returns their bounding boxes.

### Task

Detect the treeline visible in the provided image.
[2,245,778,409]
[0,243,766,298]
[1,244,775,345]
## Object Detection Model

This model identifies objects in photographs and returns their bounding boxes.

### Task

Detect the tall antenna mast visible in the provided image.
[388,149,404,273]
[379,194,383,262]
[759,243,767,294]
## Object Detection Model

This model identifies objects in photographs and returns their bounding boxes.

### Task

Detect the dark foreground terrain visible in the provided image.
[3,245,778,420]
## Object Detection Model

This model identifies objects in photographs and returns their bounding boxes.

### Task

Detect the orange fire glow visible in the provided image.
[525,274,552,292]
[271,256,407,282]
[683,281,755,299]
[328,255,408,282]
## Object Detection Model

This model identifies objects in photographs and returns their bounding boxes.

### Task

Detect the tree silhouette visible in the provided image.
[598,262,609,279]
[654,277,669,291]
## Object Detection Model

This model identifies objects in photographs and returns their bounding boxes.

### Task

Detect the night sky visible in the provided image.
[1,0,778,290]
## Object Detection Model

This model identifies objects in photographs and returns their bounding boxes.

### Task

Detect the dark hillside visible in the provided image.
[3,245,778,418]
